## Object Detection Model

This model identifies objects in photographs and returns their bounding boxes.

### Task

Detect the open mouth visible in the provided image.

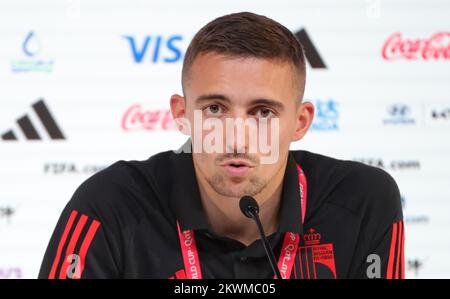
[229,163,247,168]
[220,160,254,177]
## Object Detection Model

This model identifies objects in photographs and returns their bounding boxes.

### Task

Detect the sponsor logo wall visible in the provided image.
[0,0,449,278]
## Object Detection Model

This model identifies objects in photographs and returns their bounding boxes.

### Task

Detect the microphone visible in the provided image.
[239,196,282,279]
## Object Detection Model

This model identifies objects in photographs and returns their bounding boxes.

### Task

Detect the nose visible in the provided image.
[224,110,254,154]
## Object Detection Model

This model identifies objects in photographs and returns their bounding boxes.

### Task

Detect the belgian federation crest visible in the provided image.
[297,228,337,279]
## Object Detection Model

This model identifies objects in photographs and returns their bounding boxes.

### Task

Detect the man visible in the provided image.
[39,12,404,279]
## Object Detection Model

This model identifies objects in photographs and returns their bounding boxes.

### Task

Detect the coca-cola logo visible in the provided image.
[121,104,176,131]
[382,32,450,60]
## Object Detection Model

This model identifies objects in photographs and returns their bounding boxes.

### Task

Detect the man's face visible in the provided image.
[172,53,313,199]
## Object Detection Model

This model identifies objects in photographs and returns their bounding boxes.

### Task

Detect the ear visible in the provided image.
[292,101,315,142]
[170,94,191,135]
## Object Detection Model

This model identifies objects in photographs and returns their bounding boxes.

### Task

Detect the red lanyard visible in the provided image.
[177,163,307,279]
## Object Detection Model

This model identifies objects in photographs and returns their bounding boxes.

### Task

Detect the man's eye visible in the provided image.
[255,108,275,119]
[205,104,222,115]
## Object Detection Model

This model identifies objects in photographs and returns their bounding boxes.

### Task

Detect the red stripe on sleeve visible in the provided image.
[72,219,101,279]
[394,221,403,279]
[400,221,405,279]
[386,222,398,279]
[48,210,78,279]
[59,214,88,279]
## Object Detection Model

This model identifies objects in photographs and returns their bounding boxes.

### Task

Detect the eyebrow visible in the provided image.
[195,94,285,111]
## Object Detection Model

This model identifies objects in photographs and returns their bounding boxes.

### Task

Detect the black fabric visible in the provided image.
[38,141,403,279]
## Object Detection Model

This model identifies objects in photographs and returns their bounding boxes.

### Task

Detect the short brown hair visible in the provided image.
[182,12,306,98]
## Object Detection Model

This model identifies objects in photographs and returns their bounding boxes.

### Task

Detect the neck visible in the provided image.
[195,159,287,246]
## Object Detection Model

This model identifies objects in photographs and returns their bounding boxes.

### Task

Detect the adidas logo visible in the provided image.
[295,29,327,69]
[1,99,66,141]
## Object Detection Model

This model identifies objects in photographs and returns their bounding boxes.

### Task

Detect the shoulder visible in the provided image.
[290,150,402,221]
[65,150,176,226]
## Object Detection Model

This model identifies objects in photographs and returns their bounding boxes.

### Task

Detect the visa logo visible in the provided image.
[123,35,183,63]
